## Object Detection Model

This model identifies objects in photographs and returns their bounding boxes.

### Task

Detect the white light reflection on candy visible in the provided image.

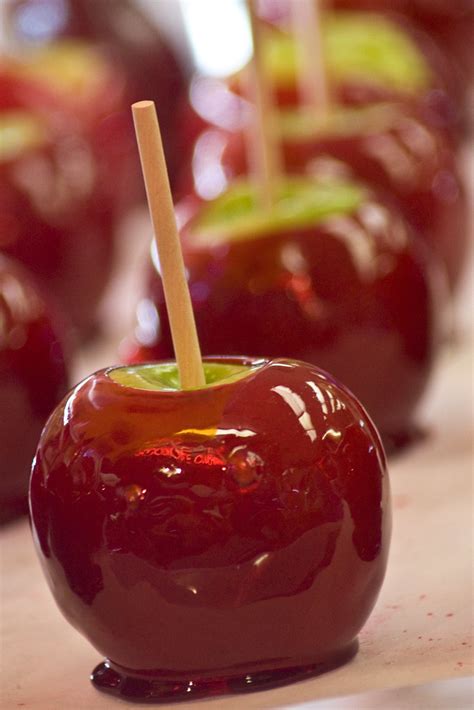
[253,552,270,567]
[306,381,345,414]
[159,465,182,478]
[271,385,317,442]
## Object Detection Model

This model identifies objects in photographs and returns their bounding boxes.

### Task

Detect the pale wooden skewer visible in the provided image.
[132,100,205,390]
[246,0,281,209]
[293,0,329,114]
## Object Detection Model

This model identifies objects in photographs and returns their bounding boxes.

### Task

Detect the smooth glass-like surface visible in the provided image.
[30,357,390,702]
[0,256,68,523]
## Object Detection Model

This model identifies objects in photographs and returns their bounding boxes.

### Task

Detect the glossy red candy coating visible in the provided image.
[215,111,468,291]
[129,198,444,451]
[292,134,467,293]
[0,256,68,524]
[30,357,390,701]
[0,70,116,338]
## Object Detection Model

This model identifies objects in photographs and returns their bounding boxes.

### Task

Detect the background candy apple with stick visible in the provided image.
[128,0,446,452]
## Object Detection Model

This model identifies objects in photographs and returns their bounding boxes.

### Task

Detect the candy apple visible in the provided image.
[186,103,467,291]
[11,41,138,218]
[0,255,68,524]
[280,106,468,291]
[329,0,474,87]
[0,68,116,338]
[30,356,390,701]
[5,0,187,186]
[235,12,462,141]
[175,8,463,199]
[127,177,446,451]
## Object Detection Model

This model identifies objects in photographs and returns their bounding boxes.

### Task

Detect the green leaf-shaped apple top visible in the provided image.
[187,178,366,245]
[278,103,401,141]
[0,112,46,162]
[262,12,431,94]
[109,361,263,391]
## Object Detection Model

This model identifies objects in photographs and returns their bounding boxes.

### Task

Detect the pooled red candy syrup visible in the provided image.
[30,357,390,702]
[5,0,187,189]
[0,69,116,339]
[0,255,68,524]
[205,105,468,292]
[126,179,446,453]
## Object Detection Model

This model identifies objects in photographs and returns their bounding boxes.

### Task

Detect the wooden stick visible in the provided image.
[132,100,205,390]
[293,0,329,114]
[246,0,281,209]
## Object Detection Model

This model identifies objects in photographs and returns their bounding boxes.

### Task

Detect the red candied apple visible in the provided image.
[329,0,474,88]
[10,41,139,219]
[127,178,446,452]
[281,107,468,292]
[175,9,463,199]
[235,12,463,142]
[0,68,117,338]
[5,0,186,187]
[1,255,68,524]
[30,357,390,700]
[189,104,467,292]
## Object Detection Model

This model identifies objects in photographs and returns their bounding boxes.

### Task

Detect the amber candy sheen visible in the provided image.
[0,256,68,523]
[30,358,390,702]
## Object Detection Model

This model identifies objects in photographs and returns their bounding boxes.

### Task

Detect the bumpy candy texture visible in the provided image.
[0,256,68,523]
[30,358,390,702]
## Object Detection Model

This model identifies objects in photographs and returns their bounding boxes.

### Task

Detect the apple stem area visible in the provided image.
[131,100,205,390]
